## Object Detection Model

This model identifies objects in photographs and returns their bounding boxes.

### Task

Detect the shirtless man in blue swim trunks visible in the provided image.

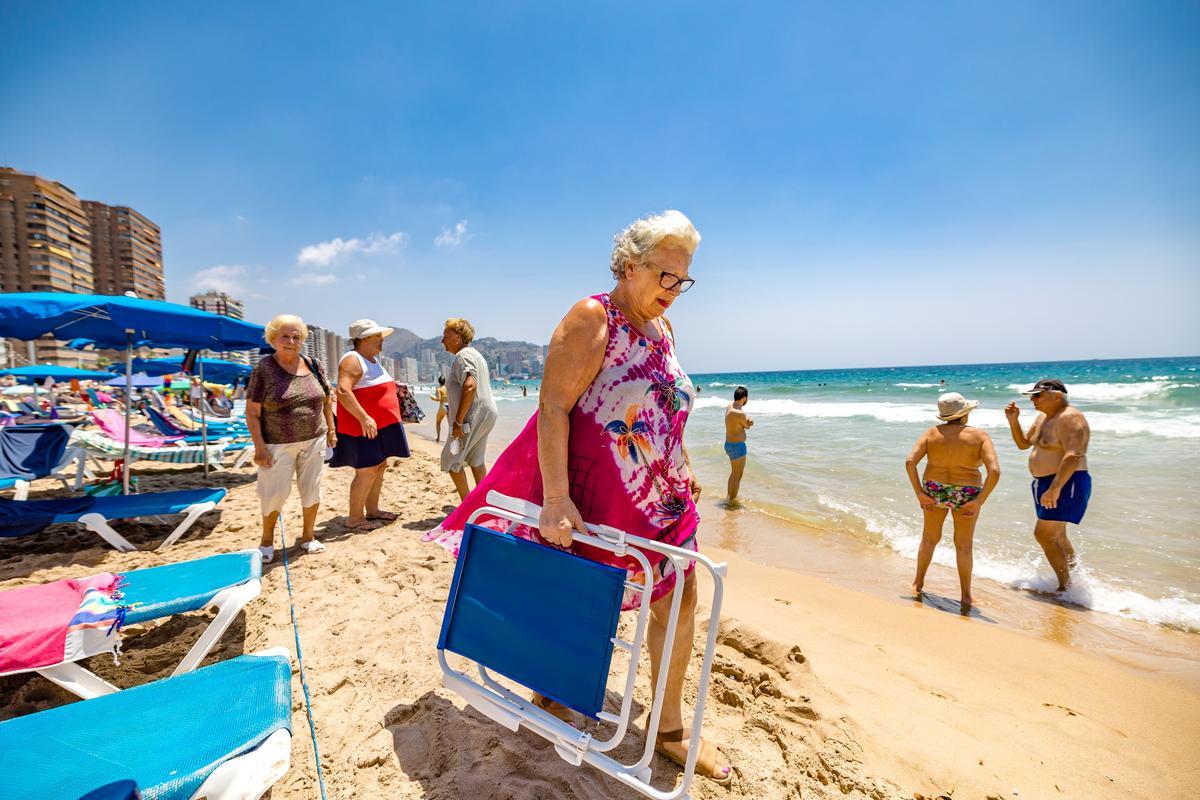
[724,386,753,505]
[1006,379,1091,592]
[905,392,1001,610]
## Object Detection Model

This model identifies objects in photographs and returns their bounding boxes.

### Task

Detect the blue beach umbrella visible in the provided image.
[0,293,264,351]
[0,294,266,491]
[105,372,165,388]
[120,357,253,385]
[0,364,110,384]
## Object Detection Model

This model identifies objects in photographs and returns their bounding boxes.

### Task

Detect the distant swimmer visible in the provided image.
[432,376,449,443]
[905,392,1000,611]
[1006,379,1091,592]
[724,386,753,505]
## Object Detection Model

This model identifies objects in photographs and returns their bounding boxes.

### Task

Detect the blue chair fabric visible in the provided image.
[122,551,260,624]
[0,652,291,800]
[0,424,70,483]
[438,523,626,718]
[0,487,227,538]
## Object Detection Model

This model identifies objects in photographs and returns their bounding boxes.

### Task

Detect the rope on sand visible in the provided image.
[278,516,330,800]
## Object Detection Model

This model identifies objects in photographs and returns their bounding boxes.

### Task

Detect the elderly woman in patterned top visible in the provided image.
[245,314,335,563]
[425,211,731,784]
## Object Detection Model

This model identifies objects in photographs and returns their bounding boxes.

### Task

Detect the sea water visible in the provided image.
[461,356,1199,634]
[684,356,1200,632]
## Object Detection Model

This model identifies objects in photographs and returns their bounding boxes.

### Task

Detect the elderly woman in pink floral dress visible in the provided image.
[425,210,731,785]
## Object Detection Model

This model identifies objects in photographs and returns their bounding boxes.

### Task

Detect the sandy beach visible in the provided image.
[2,418,1199,800]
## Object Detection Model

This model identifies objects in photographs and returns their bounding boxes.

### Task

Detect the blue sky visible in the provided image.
[2,2,1197,371]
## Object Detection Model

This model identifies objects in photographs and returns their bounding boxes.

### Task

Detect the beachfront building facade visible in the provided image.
[0,168,98,366]
[189,290,250,365]
[84,202,164,300]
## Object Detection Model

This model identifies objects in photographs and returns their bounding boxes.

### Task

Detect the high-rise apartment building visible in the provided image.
[0,168,97,365]
[305,324,330,372]
[189,290,250,364]
[1,167,167,366]
[85,202,164,300]
[323,328,344,379]
[189,290,244,320]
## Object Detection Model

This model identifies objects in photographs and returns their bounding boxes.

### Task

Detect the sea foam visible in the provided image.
[815,495,1200,632]
[1004,380,1179,402]
[691,397,1200,438]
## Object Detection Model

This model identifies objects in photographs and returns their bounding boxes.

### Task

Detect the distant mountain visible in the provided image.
[387,330,546,378]
[384,326,423,355]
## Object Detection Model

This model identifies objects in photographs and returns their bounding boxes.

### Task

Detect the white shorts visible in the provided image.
[256,433,326,516]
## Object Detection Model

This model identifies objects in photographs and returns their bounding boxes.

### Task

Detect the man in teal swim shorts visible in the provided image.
[724,386,753,505]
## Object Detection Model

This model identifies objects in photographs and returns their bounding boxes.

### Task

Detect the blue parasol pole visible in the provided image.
[122,330,133,495]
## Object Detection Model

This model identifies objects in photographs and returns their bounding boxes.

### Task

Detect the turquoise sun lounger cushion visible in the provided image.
[122,550,260,624]
[0,487,226,538]
[0,651,292,800]
[438,523,626,718]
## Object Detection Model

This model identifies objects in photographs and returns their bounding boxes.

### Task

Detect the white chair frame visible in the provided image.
[439,490,727,800]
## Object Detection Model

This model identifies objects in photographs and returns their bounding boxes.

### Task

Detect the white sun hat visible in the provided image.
[937,392,980,421]
[347,319,394,339]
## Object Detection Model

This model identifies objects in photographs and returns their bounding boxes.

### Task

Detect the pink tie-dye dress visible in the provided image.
[424,293,698,608]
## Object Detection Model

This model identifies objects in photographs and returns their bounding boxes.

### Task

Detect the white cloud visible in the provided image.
[296,231,408,267]
[434,220,470,249]
[291,272,338,286]
[190,264,248,294]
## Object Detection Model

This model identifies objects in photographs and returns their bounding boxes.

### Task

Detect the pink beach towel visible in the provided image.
[0,573,123,674]
[92,408,182,447]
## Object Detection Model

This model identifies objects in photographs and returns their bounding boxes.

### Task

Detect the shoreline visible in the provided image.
[0,423,1196,798]
[415,408,1200,689]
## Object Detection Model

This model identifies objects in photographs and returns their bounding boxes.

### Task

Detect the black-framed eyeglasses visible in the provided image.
[658,271,695,293]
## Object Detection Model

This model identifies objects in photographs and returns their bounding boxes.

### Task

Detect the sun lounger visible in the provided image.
[92,408,187,448]
[0,487,227,551]
[438,491,727,800]
[0,423,85,500]
[167,405,247,434]
[70,429,229,471]
[0,549,262,700]
[0,648,293,800]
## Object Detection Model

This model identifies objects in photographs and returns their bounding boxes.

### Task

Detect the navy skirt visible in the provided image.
[328,420,410,468]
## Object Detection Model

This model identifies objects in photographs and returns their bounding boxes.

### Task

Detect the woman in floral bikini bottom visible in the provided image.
[904,393,1002,611]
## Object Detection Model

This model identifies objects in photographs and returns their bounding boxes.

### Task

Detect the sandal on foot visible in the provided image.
[300,539,326,554]
[531,693,575,723]
[257,546,274,564]
[655,728,733,785]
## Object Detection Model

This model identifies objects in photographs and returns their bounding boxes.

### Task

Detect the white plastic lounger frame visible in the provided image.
[186,647,293,800]
[7,447,89,500]
[440,491,727,800]
[76,495,223,552]
[27,551,264,700]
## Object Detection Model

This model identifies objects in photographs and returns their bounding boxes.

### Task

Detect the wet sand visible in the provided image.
[0,416,1197,799]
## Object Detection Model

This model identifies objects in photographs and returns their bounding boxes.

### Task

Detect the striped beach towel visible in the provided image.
[0,573,126,674]
[70,429,228,465]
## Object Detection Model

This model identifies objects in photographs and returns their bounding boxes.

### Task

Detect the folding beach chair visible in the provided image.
[0,487,227,551]
[438,491,727,800]
[0,648,293,800]
[0,423,84,500]
[0,549,262,699]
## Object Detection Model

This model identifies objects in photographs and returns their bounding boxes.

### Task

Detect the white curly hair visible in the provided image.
[610,210,701,281]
